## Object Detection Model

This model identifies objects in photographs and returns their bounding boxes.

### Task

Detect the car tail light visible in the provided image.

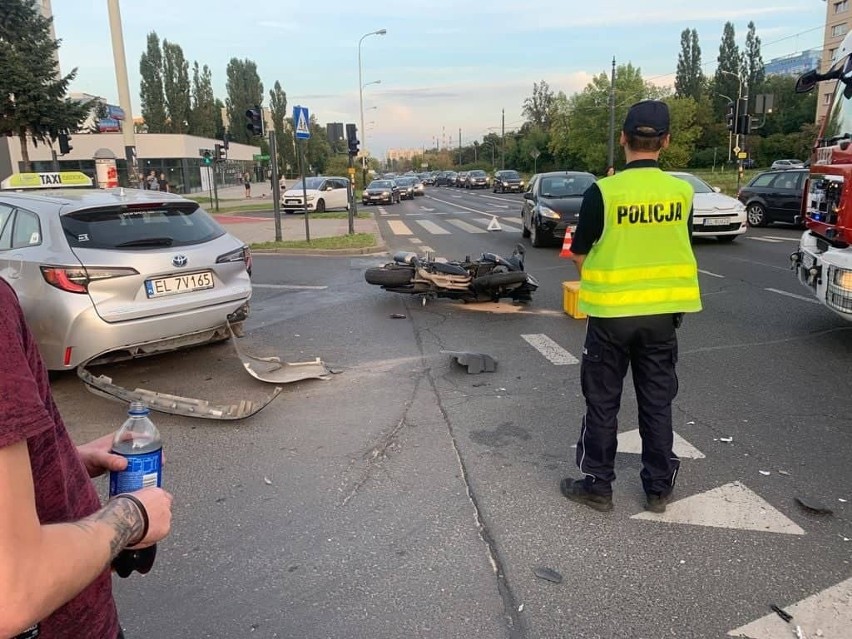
[217,245,252,276]
[40,266,139,294]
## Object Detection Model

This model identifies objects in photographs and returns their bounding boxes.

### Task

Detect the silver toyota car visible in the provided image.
[0,187,252,370]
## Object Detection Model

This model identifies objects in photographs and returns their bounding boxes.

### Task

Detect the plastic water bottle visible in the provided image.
[108,402,163,577]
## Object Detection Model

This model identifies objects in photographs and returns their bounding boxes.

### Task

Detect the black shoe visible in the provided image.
[560,478,613,512]
[644,492,673,514]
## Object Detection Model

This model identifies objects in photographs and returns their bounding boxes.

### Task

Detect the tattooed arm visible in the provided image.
[0,439,172,637]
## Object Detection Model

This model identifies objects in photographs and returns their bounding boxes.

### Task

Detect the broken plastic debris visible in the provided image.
[263,477,273,485]
[759,470,771,476]
[839,498,848,503]
[443,351,497,374]
[686,420,695,425]
[779,470,790,476]
[719,437,733,443]
[795,496,834,515]
[795,625,804,639]
[770,604,793,623]
[533,567,563,584]
[390,313,407,319]
[518,604,524,612]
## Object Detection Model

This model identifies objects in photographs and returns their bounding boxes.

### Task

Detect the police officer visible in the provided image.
[561,100,701,514]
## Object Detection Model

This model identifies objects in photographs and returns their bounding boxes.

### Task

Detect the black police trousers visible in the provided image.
[575,313,681,497]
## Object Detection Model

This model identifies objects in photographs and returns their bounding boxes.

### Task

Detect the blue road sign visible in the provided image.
[294,106,311,140]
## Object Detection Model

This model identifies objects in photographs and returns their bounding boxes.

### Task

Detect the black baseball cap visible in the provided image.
[623,100,670,137]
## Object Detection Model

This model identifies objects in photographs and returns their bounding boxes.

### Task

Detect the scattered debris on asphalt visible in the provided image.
[760,470,771,476]
[839,498,848,503]
[390,313,407,319]
[795,496,834,516]
[263,477,273,485]
[779,470,791,476]
[230,324,331,384]
[794,625,805,639]
[686,420,695,425]
[771,604,793,623]
[533,567,563,584]
[443,351,497,374]
[518,604,524,613]
[719,437,733,443]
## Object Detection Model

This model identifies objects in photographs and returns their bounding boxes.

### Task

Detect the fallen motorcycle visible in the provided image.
[364,244,538,303]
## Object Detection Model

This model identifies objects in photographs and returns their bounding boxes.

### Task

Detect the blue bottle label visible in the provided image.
[109,449,163,496]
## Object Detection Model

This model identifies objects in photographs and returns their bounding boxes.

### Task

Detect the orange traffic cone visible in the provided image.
[560,227,574,258]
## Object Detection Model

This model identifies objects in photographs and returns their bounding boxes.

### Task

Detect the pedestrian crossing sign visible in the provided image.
[294,106,311,140]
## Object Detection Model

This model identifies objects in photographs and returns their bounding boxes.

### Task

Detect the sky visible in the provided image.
[53,0,828,157]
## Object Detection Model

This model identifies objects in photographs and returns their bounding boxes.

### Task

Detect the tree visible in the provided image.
[162,40,191,133]
[522,81,556,131]
[189,62,217,138]
[714,22,742,114]
[549,63,658,173]
[268,81,288,172]
[303,116,332,174]
[213,98,226,141]
[675,29,705,100]
[0,0,89,170]
[659,97,701,169]
[743,21,765,94]
[225,58,263,145]
[139,32,167,133]
[88,100,109,133]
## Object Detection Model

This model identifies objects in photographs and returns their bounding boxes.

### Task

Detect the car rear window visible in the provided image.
[61,203,225,249]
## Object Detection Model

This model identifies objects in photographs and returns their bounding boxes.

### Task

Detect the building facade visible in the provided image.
[764,49,822,77]
[818,0,852,122]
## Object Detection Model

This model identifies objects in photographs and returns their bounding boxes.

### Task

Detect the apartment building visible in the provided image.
[818,0,852,122]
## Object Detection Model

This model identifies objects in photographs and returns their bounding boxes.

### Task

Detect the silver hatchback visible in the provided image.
[0,188,252,370]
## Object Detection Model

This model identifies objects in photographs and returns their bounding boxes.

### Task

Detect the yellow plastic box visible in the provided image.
[562,281,587,319]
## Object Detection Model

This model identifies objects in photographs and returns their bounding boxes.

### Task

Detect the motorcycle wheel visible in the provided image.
[365,265,415,286]
[472,271,528,290]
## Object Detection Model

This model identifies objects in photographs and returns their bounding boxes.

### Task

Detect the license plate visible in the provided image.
[145,271,214,298]
[703,217,729,226]
[285,199,300,205]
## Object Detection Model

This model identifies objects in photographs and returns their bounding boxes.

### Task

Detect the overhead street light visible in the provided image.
[358,28,387,186]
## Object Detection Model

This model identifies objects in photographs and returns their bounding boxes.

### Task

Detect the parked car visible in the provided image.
[668,172,747,242]
[420,173,434,185]
[362,179,401,205]
[465,170,489,189]
[521,171,596,247]
[736,168,808,226]
[395,176,417,200]
[493,169,524,193]
[455,172,469,187]
[0,187,252,370]
[281,176,350,214]
[770,159,804,170]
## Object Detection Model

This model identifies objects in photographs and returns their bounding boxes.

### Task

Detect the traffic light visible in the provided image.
[346,123,359,157]
[245,106,263,136]
[215,143,227,162]
[58,132,72,155]
[202,150,212,166]
[725,101,735,132]
[736,98,750,135]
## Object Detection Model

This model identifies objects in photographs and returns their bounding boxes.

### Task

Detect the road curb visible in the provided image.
[251,242,388,257]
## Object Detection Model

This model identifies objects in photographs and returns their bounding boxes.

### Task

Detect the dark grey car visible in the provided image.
[521,171,596,247]
[736,168,808,226]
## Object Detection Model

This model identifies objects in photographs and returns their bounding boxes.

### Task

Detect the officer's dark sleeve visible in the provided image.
[688,205,694,235]
[570,184,603,255]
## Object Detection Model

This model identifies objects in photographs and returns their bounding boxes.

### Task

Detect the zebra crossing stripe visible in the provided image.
[521,334,579,365]
[388,220,413,236]
[445,218,487,234]
[415,220,451,235]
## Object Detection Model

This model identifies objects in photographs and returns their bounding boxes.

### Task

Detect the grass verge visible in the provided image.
[250,232,377,251]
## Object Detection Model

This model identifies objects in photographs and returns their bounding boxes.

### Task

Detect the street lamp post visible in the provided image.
[721,70,747,189]
[358,29,387,187]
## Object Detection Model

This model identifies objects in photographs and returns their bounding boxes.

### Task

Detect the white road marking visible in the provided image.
[420,206,436,212]
[388,220,413,236]
[698,269,725,279]
[616,429,705,459]
[476,193,521,203]
[521,334,579,365]
[409,238,422,244]
[446,218,487,234]
[631,481,806,535]
[727,577,852,638]
[763,235,801,242]
[747,237,783,243]
[765,287,820,304]
[427,194,493,216]
[415,219,451,235]
[420,246,435,253]
[253,284,329,290]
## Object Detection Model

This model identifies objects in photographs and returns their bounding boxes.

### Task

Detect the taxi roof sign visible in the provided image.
[0,171,93,190]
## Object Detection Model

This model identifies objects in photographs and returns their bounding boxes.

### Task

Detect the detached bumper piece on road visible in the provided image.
[76,322,332,419]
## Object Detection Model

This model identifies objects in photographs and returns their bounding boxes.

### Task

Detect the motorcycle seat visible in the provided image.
[393,251,418,264]
[431,262,469,276]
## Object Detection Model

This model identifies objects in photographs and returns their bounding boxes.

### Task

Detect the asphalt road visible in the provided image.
[53,184,852,638]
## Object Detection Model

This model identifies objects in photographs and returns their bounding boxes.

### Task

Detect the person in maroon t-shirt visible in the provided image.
[0,279,174,638]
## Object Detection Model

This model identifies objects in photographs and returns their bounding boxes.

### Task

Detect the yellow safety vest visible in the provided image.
[579,168,702,317]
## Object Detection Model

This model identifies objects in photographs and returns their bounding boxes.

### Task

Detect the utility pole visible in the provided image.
[269,131,282,242]
[501,108,505,169]
[608,56,616,171]
[107,0,139,187]
[458,128,461,166]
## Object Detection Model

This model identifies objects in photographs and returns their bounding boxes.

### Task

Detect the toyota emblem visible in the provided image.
[172,254,188,268]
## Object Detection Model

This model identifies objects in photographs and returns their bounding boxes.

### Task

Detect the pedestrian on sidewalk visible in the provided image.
[243,172,251,199]
[158,171,170,193]
[0,279,174,638]
[145,169,160,191]
[561,100,701,514]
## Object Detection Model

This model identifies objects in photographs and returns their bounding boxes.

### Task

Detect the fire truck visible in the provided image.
[790,32,852,320]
